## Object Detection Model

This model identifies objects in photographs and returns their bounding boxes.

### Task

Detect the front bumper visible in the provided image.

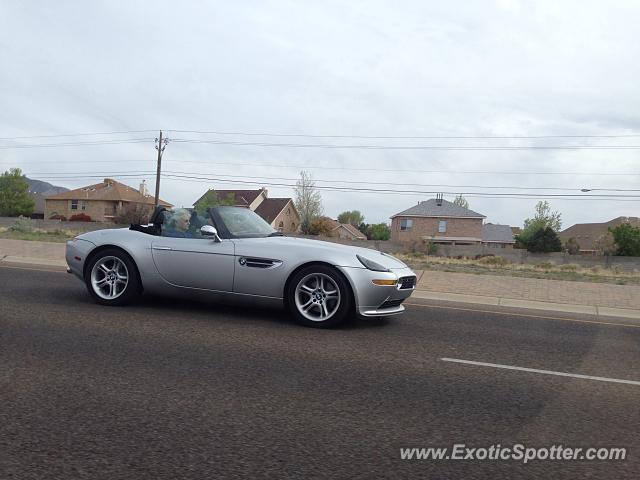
[338,266,417,317]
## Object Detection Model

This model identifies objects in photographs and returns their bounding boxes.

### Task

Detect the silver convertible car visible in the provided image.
[66,206,416,327]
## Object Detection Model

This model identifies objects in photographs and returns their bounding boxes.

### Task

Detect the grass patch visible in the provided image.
[0,228,76,243]
[397,254,640,286]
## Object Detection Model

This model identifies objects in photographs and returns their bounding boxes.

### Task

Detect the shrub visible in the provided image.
[69,213,92,222]
[565,237,580,255]
[8,217,35,233]
[425,239,438,255]
[478,255,510,266]
[609,223,640,257]
[559,264,579,271]
[49,214,67,221]
[527,227,562,253]
[114,204,152,225]
[535,261,554,270]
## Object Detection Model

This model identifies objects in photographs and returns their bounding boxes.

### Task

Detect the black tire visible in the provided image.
[287,265,353,328]
[84,248,141,306]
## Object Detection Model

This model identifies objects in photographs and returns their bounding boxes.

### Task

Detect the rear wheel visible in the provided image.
[85,249,141,305]
[287,265,353,328]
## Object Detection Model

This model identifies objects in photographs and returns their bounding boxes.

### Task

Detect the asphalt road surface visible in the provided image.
[1,265,639,479]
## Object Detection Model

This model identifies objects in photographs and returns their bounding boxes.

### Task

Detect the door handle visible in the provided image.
[153,246,172,251]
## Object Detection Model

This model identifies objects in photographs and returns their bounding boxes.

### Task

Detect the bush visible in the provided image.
[565,237,580,255]
[308,217,334,236]
[69,213,92,222]
[609,223,640,257]
[527,227,562,253]
[8,217,35,233]
[114,204,152,225]
[478,255,510,266]
[559,264,579,271]
[535,261,554,270]
[49,214,67,221]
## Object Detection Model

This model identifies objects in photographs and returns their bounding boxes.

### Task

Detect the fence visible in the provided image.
[3,217,639,272]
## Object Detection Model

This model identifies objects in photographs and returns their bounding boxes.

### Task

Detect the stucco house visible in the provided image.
[193,188,300,233]
[44,179,172,222]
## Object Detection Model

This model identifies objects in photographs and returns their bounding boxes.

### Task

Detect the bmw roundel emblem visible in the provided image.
[239,257,247,266]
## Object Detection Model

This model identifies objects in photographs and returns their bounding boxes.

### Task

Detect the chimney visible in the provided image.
[104,178,114,186]
[139,180,148,196]
[436,193,443,206]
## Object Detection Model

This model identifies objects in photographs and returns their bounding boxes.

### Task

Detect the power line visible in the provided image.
[23,169,640,192]
[0,130,158,141]
[171,138,640,151]
[6,157,639,176]
[167,129,640,140]
[28,172,640,201]
[0,138,153,149]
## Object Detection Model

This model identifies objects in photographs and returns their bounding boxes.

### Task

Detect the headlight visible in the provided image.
[356,254,389,272]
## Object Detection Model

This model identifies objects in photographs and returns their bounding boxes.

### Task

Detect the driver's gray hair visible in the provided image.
[166,208,190,229]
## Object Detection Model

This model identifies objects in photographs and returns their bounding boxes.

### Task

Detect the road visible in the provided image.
[1,265,639,479]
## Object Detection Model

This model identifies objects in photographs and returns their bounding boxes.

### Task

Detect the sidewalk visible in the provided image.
[413,270,640,320]
[2,238,640,320]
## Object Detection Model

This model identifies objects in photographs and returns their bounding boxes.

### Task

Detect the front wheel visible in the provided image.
[85,249,141,306]
[287,265,353,328]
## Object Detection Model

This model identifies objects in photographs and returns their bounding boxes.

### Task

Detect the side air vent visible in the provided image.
[238,257,283,269]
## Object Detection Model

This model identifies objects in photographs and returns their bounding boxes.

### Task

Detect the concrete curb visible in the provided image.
[411,290,640,321]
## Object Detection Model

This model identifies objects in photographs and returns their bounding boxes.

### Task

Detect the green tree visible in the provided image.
[366,223,391,240]
[294,171,323,234]
[527,227,562,253]
[518,201,562,248]
[194,190,236,214]
[524,201,562,232]
[337,210,365,226]
[609,223,640,256]
[453,194,469,209]
[0,168,34,217]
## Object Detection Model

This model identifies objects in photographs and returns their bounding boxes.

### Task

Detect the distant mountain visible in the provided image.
[25,177,69,196]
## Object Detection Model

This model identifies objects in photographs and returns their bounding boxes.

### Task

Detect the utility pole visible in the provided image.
[154,130,168,208]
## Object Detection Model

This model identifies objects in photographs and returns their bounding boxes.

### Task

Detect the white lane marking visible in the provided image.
[440,358,640,386]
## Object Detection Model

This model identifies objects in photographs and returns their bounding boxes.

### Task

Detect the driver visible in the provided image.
[163,209,194,238]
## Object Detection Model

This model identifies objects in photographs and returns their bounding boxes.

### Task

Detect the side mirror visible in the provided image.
[201,225,221,242]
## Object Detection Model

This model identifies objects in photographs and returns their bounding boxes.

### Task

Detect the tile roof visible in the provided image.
[482,223,515,243]
[335,223,367,239]
[559,217,640,251]
[254,198,293,224]
[391,199,486,219]
[45,178,172,206]
[194,189,265,207]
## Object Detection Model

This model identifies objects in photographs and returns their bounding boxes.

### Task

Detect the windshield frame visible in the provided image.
[209,206,278,239]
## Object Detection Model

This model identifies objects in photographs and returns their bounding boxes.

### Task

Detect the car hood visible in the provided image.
[248,236,408,270]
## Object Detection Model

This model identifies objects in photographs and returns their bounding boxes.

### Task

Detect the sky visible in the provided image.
[1,0,639,228]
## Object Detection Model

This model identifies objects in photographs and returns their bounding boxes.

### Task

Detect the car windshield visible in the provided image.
[214,206,277,238]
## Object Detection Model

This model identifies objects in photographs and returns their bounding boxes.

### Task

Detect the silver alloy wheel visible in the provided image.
[294,272,341,322]
[90,256,129,300]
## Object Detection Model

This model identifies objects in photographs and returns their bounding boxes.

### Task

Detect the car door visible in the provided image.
[151,236,235,292]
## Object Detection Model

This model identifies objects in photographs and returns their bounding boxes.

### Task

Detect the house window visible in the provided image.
[438,220,447,233]
[291,222,296,231]
[71,200,78,210]
[400,219,413,231]
[278,221,284,231]
[80,201,87,211]
[287,208,291,215]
